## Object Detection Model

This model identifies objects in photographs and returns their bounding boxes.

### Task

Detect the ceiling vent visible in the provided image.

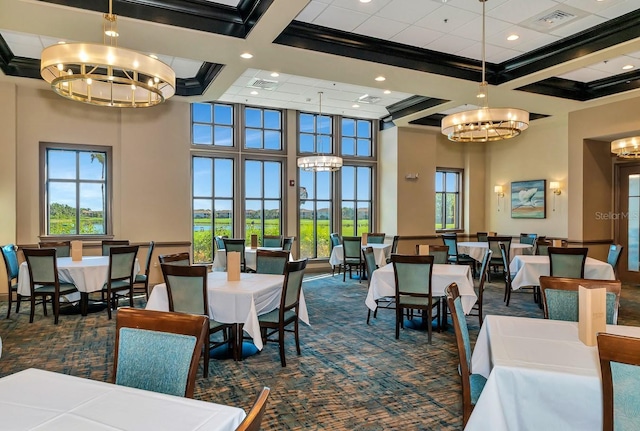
[247,78,279,90]
[522,5,586,32]
[358,94,381,104]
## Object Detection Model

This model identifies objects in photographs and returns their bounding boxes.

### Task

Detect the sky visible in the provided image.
[48,149,106,211]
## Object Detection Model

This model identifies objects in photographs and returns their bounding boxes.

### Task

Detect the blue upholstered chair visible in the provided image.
[476,232,488,242]
[101,239,130,256]
[282,236,294,252]
[22,248,78,324]
[365,247,393,325]
[391,254,438,343]
[1,244,21,319]
[101,245,139,320]
[113,308,208,398]
[161,263,232,375]
[488,235,511,280]
[39,240,71,258]
[607,244,624,278]
[428,245,449,264]
[223,238,247,272]
[330,233,342,276]
[366,233,385,244]
[386,235,400,264]
[256,249,289,275]
[548,247,588,278]
[442,233,476,278]
[597,333,640,431]
[446,283,486,427]
[158,252,190,266]
[262,235,283,248]
[133,241,155,299]
[535,239,551,256]
[539,276,622,325]
[342,236,364,282]
[258,259,308,367]
[519,233,537,254]
[214,236,227,250]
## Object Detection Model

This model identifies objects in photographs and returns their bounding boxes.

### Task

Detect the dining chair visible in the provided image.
[476,232,488,242]
[500,243,515,307]
[101,245,139,320]
[548,247,588,278]
[330,232,342,276]
[519,233,537,254]
[38,240,71,258]
[101,240,130,256]
[365,246,393,325]
[597,333,640,431]
[258,259,308,367]
[22,248,78,324]
[342,236,364,282]
[223,238,247,272]
[539,276,621,324]
[262,235,283,248]
[133,241,155,299]
[535,238,552,256]
[607,244,624,278]
[487,235,512,281]
[445,283,486,427]
[366,233,386,244]
[427,245,449,264]
[160,263,233,377]
[442,233,476,278]
[468,249,492,327]
[236,387,271,431]
[255,249,289,275]
[282,236,295,252]
[113,308,208,398]
[391,254,438,343]
[1,244,21,319]
[214,236,227,250]
[386,235,400,264]
[158,252,190,266]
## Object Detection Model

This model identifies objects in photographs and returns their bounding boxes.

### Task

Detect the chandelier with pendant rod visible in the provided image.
[611,136,640,158]
[297,91,343,172]
[441,0,529,142]
[40,0,175,108]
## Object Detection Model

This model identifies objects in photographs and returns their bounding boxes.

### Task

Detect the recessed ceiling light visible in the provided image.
[359,0,371,3]
[507,34,519,41]
[352,104,360,108]
[149,54,158,59]
[383,90,391,94]
[241,53,253,59]
[250,90,258,95]
[270,72,279,77]
[622,64,634,70]
[57,41,66,45]
[375,76,386,82]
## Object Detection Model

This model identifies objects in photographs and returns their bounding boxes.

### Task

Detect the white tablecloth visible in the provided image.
[0,368,245,431]
[466,315,640,431]
[17,256,140,303]
[212,247,288,271]
[457,242,532,262]
[146,272,309,350]
[365,263,476,314]
[329,243,392,268]
[509,255,615,290]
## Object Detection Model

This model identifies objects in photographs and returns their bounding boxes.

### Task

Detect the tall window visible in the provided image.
[41,144,110,236]
[299,170,332,259]
[192,156,234,262]
[341,166,372,236]
[192,103,234,146]
[435,169,462,231]
[245,107,282,150]
[341,118,372,157]
[245,159,282,245]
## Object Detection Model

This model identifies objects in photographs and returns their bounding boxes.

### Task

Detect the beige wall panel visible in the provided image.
[464,141,486,235]
[582,139,613,241]
[0,83,17,295]
[485,117,569,238]
[378,127,398,236]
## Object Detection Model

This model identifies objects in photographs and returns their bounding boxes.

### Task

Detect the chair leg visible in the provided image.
[427,307,433,345]
[42,296,48,316]
[203,332,210,377]
[343,265,347,282]
[6,289,12,319]
[366,309,372,324]
[107,292,113,320]
[128,288,134,307]
[278,326,286,367]
[53,293,60,325]
[29,295,36,323]
[294,319,301,355]
[395,307,401,339]
[16,294,21,314]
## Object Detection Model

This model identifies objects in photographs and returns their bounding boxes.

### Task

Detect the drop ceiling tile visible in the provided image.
[598,1,640,19]
[512,33,560,53]
[414,5,477,34]
[457,42,510,63]
[425,34,475,55]
[294,1,329,23]
[354,15,408,40]
[548,14,607,37]
[170,58,203,78]
[487,0,560,25]
[627,50,640,60]
[589,56,637,73]
[558,68,610,82]
[1,30,41,47]
[391,25,444,48]
[8,41,43,59]
[562,0,626,15]
[312,5,370,32]
[376,0,441,25]
[444,0,510,14]
[40,36,63,49]
[453,16,513,41]
[327,0,391,14]
[486,25,555,50]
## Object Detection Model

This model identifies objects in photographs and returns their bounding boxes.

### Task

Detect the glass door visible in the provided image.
[616,164,640,282]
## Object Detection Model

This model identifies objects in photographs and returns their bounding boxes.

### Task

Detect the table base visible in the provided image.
[210,342,259,360]
[58,301,107,315]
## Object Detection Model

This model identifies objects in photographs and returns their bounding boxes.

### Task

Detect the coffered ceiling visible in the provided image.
[1,0,640,127]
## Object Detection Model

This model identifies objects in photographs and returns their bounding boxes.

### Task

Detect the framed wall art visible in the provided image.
[511,179,546,219]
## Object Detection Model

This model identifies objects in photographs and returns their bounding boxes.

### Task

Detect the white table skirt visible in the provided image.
[17,256,140,303]
[365,263,477,314]
[146,272,309,350]
[212,247,288,272]
[329,243,392,268]
[509,255,615,290]
[466,315,640,431]
[0,368,245,431]
[457,242,532,262]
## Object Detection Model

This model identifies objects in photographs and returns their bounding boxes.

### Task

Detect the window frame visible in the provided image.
[340,164,374,237]
[39,142,113,240]
[191,102,236,149]
[435,167,463,232]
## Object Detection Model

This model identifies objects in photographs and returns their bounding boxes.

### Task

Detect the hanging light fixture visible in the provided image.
[297,92,343,172]
[611,136,640,158]
[441,0,529,142]
[40,0,175,108]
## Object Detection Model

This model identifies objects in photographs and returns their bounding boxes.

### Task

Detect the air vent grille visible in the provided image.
[536,10,577,27]
[247,78,279,90]
[358,94,381,104]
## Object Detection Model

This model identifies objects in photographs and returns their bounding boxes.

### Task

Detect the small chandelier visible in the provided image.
[441,0,529,142]
[611,136,640,158]
[297,92,343,172]
[40,0,175,108]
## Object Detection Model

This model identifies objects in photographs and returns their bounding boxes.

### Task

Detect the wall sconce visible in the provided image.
[549,181,561,211]
[494,185,504,211]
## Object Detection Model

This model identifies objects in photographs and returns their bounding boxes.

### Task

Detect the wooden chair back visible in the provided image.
[161,263,208,315]
[39,240,71,257]
[236,387,271,431]
[366,233,386,244]
[262,235,283,248]
[255,249,289,275]
[548,247,588,278]
[102,240,130,256]
[159,252,190,266]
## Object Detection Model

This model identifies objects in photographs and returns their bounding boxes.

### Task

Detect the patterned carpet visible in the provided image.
[1,272,639,430]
